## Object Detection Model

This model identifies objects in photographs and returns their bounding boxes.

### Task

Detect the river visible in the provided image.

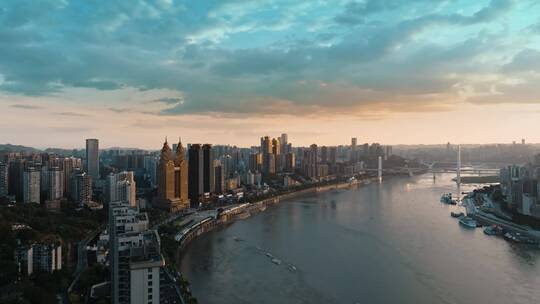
[179,173,540,304]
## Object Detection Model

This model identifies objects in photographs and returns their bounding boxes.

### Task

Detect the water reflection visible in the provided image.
[180,174,540,304]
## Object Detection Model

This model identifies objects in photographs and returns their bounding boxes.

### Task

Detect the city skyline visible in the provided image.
[1,0,540,148]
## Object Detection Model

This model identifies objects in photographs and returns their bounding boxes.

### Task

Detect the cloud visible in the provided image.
[334,0,512,26]
[108,107,133,113]
[502,49,540,73]
[55,111,90,117]
[150,97,184,105]
[10,104,43,110]
[0,0,534,119]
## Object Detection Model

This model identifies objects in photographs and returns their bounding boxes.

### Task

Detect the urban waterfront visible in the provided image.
[180,173,540,304]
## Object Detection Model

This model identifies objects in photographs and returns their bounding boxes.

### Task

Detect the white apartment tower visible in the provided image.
[106,171,136,207]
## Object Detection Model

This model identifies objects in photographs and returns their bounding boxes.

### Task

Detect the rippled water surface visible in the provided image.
[180,174,540,304]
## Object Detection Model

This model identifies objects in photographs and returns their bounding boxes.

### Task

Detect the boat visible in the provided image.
[483,225,504,236]
[288,265,297,271]
[451,211,464,218]
[459,217,477,229]
[271,258,282,265]
[504,232,520,242]
[265,252,273,258]
[440,193,457,205]
[504,232,539,244]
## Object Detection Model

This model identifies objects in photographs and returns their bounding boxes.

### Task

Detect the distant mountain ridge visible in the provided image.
[0,144,41,153]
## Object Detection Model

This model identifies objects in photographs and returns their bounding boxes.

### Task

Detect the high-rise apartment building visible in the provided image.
[0,162,8,197]
[350,137,358,163]
[63,157,82,197]
[202,144,215,193]
[155,139,189,211]
[70,170,92,205]
[85,138,100,181]
[109,202,164,304]
[280,133,288,154]
[8,158,25,202]
[213,159,225,194]
[188,144,204,206]
[23,165,40,203]
[321,146,328,164]
[106,171,136,206]
[260,136,279,176]
[249,153,263,173]
[329,147,337,165]
[47,166,64,200]
[284,153,295,172]
[143,155,158,187]
[302,144,319,180]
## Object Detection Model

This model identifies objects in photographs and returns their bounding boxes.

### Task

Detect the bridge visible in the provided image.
[367,146,500,200]
[368,146,500,177]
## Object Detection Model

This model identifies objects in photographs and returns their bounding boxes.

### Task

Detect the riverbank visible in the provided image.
[463,194,540,243]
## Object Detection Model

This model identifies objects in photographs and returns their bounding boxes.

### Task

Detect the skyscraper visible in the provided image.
[0,162,8,197]
[272,138,282,171]
[143,155,158,187]
[62,157,82,197]
[188,144,203,206]
[202,144,215,193]
[302,144,319,179]
[8,158,25,202]
[249,153,263,173]
[213,159,225,194]
[23,165,40,203]
[261,136,276,175]
[280,133,288,154]
[85,138,100,180]
[47,166,64,200]
[155,138,189,211]
[350,137,358,163]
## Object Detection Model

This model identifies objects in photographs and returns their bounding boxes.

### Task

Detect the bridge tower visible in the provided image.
[457,145,461,201]
[378,156,382,182]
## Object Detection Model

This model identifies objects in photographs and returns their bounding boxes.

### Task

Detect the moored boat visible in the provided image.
[459,216,477,229]
[441,193,457,205]
[451,211,464,218]
[504,232,539,244]
[483,225,504,236]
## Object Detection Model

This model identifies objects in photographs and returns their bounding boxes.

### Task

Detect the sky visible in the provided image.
[1,0,540,149]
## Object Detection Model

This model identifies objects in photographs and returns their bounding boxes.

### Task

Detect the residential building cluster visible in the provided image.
[0,150,92,206]
[0,135,393,212]
[500,155,540,220]
[14,239,62,277]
